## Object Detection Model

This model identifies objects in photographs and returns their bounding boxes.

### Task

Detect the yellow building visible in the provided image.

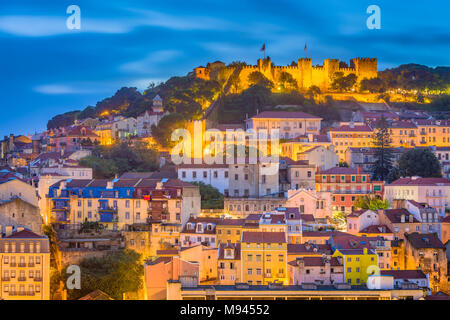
[328,123,374,161]
[333,247,378,285]
[241,231,288,285]
[0,229,50,300]
[216,219,245,245]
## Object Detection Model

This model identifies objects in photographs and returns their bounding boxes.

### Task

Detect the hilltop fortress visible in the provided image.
[194,57,377,92]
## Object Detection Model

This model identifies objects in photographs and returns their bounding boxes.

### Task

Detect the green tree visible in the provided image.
[63,250,144,300]
[371,116,395,181]
[331,72,357,92]
[397,149,442,178]
[248,71,274,89]
[189,181,224,209]
[151,113,187,148]
[360,78,386,93]
[354,195,390,210]
[278,72,298,91]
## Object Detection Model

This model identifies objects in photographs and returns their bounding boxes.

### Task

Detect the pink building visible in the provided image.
[144,256,199,300]
[288,256,344,285]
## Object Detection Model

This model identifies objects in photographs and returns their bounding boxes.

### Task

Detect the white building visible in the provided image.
[245,111,322,140]
[136,95,167,137]
[177,163,229,194]
[385,177,450,215]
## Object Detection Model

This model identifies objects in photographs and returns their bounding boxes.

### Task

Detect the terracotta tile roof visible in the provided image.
[329,125,373,132]
[442,216,450,223]
[146,257,172,265]
[217,219,245,226]
[218,243,241,260]
[331,234,374,250]
[389,121,417,129]
[302,231,347,238]
[241,231,286,243]
[359,225,392,234]
[405,232,444,249]
[382,209,419,223]
[380,270,427,280]
[337,248,376,255]
[287,243,332,255]
[388,177,450,186]
[319,167,365,175]
[301,256,342,267]
[6,229,45,239]
[251,111,321,120]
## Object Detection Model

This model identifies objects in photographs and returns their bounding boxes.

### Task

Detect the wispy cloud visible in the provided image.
[0,8,237,37]
[120,50,183,73]
[34,84,102,95]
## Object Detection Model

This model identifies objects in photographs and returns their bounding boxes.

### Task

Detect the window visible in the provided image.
[192,171,197,178]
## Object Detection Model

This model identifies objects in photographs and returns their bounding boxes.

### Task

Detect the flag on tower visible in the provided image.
[304,42,307,58]
[260,43,266,59]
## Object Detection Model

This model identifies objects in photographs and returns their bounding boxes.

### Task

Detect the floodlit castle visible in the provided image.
[194,56,377,92]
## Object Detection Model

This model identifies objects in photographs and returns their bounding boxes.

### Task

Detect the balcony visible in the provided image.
[34,277,42,282]
[28,263,35,267]
[99,212,118,223]
[307,127,318,131]
[51,211,70,223]
[2,277,10,281]
[98,206,118,213]
[18,277,26,281]
[9,263,16,267]
[27,292,35,296]
[18,263,26,268]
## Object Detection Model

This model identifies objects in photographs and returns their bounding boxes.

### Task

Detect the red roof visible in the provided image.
[241,231,286,243]
[319,167,364,175]
[405,232,444,249]
[330,124,372,132]
[380,270,426,280]
[382,209,419,223]
[6,229,45,239]
[388,177,450,186]
[251,111,321,120]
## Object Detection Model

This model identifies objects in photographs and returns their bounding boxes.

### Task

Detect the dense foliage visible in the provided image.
[395,148,442,178]
[151,113,187,148]
[79,141,159,178]
[189,181,224,209]
[215,85,341,124]
[63,250,144,300]
[354,195,390,211]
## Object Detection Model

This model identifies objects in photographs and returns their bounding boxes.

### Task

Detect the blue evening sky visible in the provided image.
[0,0,449,136]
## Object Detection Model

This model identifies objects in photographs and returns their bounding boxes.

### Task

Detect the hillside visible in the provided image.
[47,63,450,130]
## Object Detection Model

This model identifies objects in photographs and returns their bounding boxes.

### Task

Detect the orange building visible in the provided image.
[328,123,374,161]
[315,167,384,213]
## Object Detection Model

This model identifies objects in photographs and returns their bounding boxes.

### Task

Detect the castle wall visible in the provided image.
[195,57,377,93]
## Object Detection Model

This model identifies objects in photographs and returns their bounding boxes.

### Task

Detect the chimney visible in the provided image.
[408,215,413,223]
[106,181,114,189]
[156,181,163,190]
[400,214,405,223]
[308,133,313,142]
[349,122,354,129]
[17,227,25,232]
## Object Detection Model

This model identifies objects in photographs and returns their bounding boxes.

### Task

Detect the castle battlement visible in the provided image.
[194,55,377,92]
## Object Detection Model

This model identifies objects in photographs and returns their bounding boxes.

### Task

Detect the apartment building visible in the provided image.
[240,231,288,285]
[47,178,200,232]
[288,256,344,285]
[315,167,384,213]
[385,177,450,215]
[328,122,374,161]
[217,243,241,285]
[0,229,50,300]
[245,111,322,140]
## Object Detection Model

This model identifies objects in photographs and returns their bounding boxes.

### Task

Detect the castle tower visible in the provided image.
[194,66,210,80]
[257,57,272,79]
[297,58,312,89]
[351,58,377,81]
